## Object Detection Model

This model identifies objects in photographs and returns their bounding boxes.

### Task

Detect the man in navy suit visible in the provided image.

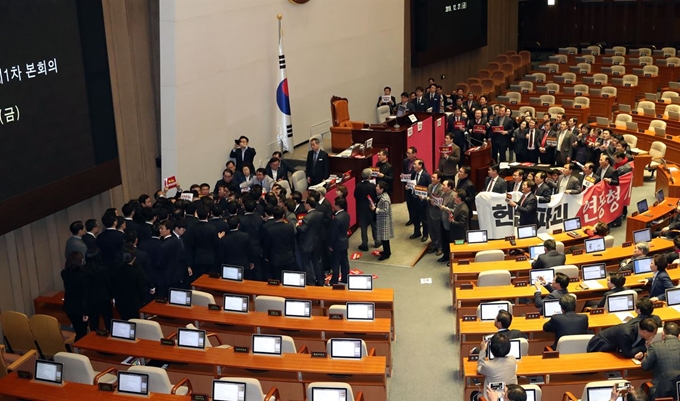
[411,87,428,112]
[508,180,538,227]
[96,212,124,267]
[491,105,514,162]
[426,83,441,113]
[647,254,675,302]
[407,159,432,241]
[483,165,507,194]
[229,135,256,172]
[542,294,589,349]
[265,157,290,185]
[305,138,329,185]
[328,198,351,284]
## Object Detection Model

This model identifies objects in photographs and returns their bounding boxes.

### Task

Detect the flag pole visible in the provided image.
[276,13,293,153]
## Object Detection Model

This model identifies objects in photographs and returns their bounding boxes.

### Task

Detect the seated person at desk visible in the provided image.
[619,242,650,272]
[642,254,674,302]
[641,322,680,400]
[627,297,662,328]
[586,318,659,359]
[534,272,570,311]
[543,294,589,349]
[474,333,518,401]
[531,239,565,269]
[584,272,629,310]
[659,201,680,240]
[484,384,527,401]
[494,310,525,340]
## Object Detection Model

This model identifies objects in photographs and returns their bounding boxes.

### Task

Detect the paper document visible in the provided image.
[420,278,432,284]
[614,312,634,322]
[537,233,554,241]
[581,280,604,290]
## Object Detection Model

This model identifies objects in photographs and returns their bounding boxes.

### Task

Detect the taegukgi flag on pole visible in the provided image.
[276,15,293,152]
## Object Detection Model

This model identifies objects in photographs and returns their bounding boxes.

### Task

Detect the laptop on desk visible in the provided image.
[529,97,541,106]
[596,117,610,126]
[666,288,680,312]
[654,127,666,137]
[625,121,638,131]
[618,104,631,113]
[643,107,656,116]
[670,111,680,121]
[645,93,658,101]
[590,88,602,96]
[562,99,574,108]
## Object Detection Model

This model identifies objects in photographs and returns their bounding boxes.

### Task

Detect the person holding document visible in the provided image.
[396,92,415,116]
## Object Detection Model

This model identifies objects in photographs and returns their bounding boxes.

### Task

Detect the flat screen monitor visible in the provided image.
[117,371,149,396]
[282,271,306,288]
[517,225,537,240]
[177,328,206,350]
[585,237,605,253]
[607,293,635,313]
[466,230,488,244]
[525,389,536,401]
[329,338,363,359]
[488,339,521,360]
[634,257,653,274]
[582,263,607,281]
[543,299,562,317]
[564,217,581,231]
[637,199,649,214]
[169,288,192,307]
[667,288,680,306]
[529,245,545,260]
[346,302,375,321]
[633,228,651,243]
[251,334,282,356]
[223,294,249,313]
[212,380,246,401]
[530,269,554,286]
[311,387,349,401]
[479,302,510,321]
[111,319,136,341]
[347,274,373,291]
[588,386,623,401]
[34,360,63,385]
[221,265,244,282]
[284,299,311,318]
[657,189,665,203]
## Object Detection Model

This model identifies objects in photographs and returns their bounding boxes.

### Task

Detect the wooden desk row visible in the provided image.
[507,102,590,123]
[536,70,660,96]
[74,332,387,401]
[139,301,393,376]
[191,275,396,341]
[613,110,680,133]
[515,91,615,119]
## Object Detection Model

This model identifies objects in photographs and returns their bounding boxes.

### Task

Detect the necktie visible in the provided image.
[313,152,318,165]
[416,172,421,184]
[486,178,495,192]
[528,129,535,150]
[541,132,548,147]
[519,195,526,206]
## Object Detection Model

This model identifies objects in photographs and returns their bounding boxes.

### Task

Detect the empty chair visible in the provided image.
[510,54,524,75]
[623,134,637,148]
[561,72,577,83]
[548,106,565,115]
[532,72,546,83]
[637,100,656,114]
[496,54,508,64]
[545,83,560,93]
[477,270,512,287]
[649,120,667,131]
[291,170,307,192]
[555,334,594,355]
[376,105,390,123]
[576,63,591,74]
[622,74,638,86]
[54,352,117,385]
[573,84,589,95]
[191,290,215,307]
[646,141,668,179]
[564,47,578,55]
[184,324,231,349]
[610,65,625,76]
[539,94,555,105]
[662,90,679,101]
[574,96,590,108]
[665,104,680,117]
[555,241,565,254]
[0,311,36,355]
[474,250,505,263]
[469,84,483,97]
[604,290,638,311]
[638,56,653,65]
[487,62,501,71]
[491,70,507,89]
[637,47,652,56]
[586,45,601,55]
[601,86,617,97]
[519,50,531,67]
[476,301,513,319]
[217,378,279,401]
[307,382,362,401]
[519,106,535,116]
[614,114,632,127]
[478,69,492,80]
[552,265,579,279]
[643,65,659,76]
[29,314,74,359]
[662,47,677,57]
[521,384,543,401]
[592,73,608,85]
[128,366,191,395]
[506,92,521,104]
[666,57,680,67]
[518,81,533,92]
[612,46,626,55]
[128,319,164,341]
[467,77,481,86]
[501,62,516,79]
[254,295,285,312]
[544,63,559,73]
[611,56,625,65]
[553,54,568,63]
[481,79,495,96]
[604,235,615,249]
[328,304,346,318]
[563,380,631,401]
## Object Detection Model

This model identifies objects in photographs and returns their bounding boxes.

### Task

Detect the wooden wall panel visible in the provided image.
[0,0,160,316]
[405,0,519,93]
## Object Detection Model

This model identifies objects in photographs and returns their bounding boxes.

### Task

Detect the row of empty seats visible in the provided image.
[455,50,532,98]
[0,312,73,359]
[550,53,680,67]
[540,63,660,78]
[558,45,677,57]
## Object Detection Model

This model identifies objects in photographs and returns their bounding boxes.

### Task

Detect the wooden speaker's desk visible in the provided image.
[625,198,679,242]
[0,372,191,401]
[657,165,680,199]
[139,302,393,376]
[74,333,387,401]
[516,92,614,119]
[191,275,395,340]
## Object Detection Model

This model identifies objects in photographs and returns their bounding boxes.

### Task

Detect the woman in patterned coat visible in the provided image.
[370,181,394,261]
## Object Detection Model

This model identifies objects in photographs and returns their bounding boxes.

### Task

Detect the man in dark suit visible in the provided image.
[439,134,461,183]
[491,105,514,162]
[494,310,525,340]
[376,86,396,114]
[411,87,428,112]
[121,203,140,235]
[83,219,99,251]
[587,318,659,359]
[466,109,487,146]
[374,149,394,194]
[305,137,329,185]
[641,322,680,399]
[426,84,441,113]
[483,165,507,194]
[395,92,415,115]
[595,154,620,185]
[327,198,351,284]
[137,207,157,242]
[182,206,221,282]
[297,198,324,286]
[214,169,240,195]
[229,135,256,172]
[508,180,538,227]
[265,157,290,184]
[448,108,468,152]
[238,200,264,281]
[534,272,570,311]
[209,205,229,233]
[440,188,469,265]
[437,180,456,263]
[627,297,663,327]
[524,119,540,163]
[463,92,478,117]
[537,120,557,165]
[156,220,184,297]
[543,294,589,348]
[96,212,124,267]
[138,223,162,288]
[354,168,379,251]
[533,172,552,204]
[456,166,476,216]
[262,208,297,280]
[426,172,444,254]
[556,163,581,194]
[220,216,254,276]
[124,231,156,304]
[532,239,566,269]
[407,160,432,241]
[554,121,576,167]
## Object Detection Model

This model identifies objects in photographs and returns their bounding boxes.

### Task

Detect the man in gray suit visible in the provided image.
[437,180,456,263]
[641,322,680,399]
[531,239,566,269]
[426,171,444,255]
[554,120,575,166]
[556,163,581,194]
[65,221,88,260]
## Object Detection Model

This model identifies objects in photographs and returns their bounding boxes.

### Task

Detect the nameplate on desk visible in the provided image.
[669,263,679,270]
[208,272,220,278]
[234,346,249,353]
[522,89,529,93]
[652,301,665,308]
[160,338,175,346]
[458,259,470,265]
[332,284,346,290]
[516,256,527,262]
[504,236,515,242]
[590,308,604,315]
[526,313,541,319]
[569,277,580,282]
[572,249,584,256]
[468,355,479,361]
[621,270,632,276]
[575,105,582,109]
[191,394,209,401]
[329,314,344,320]
[96,329,109,337]
[460,283,473,290]
[268,310,282,317]
[514,281,528,287]
[268,279,281,286]
[17,370,32,379]
[462,315,477,322]
[99,382,115,392]
[542,102,549,106]
[543,350,560,359]
[622,241,633,247]
[667,135,674,140]
[311,351,327,358]
[602,94,609,98]
[552,229,563,234]
[208,303,221,311]
[653,201,660,207]
[155,297,167,303]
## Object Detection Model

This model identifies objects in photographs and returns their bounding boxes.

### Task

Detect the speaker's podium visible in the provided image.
[464,141,492,190]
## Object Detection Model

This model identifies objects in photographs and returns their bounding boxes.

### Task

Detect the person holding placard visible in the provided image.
[438,133,461,183]
[376,86,396,114]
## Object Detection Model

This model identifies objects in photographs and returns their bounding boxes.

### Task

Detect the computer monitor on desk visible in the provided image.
[213,380,246,401]
[221,265,244,282]
[530,269,555,286]
[588,386,624,401]
[252,334,283,356]
[348,274,373,291]
[177,328,207,350]
[637,199,649,214]
[282,270,306,288]
[634,257,653,274]
[562,99,574,108]
[607,293,635,313]
[117,372,149,396]
[488,339,521,360]
[329,338,363,359]
[466,230,488,244]
[479,302,510,321]
[657,189,665,203]
[346,302,375,321]
[517,225,537,240]
[633,228,651,243]
[223,294,249,313]
[666,288,680,306]
[34,360,63,385]
[529,245,545,260]
[284,299,312,318]
[169,288,192,307]
[311,387,349,401]
[564,217,581,231]
[582,263,607,281]
[543,299,562,317]
[111,319,136,341]
[585,237,605,253]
